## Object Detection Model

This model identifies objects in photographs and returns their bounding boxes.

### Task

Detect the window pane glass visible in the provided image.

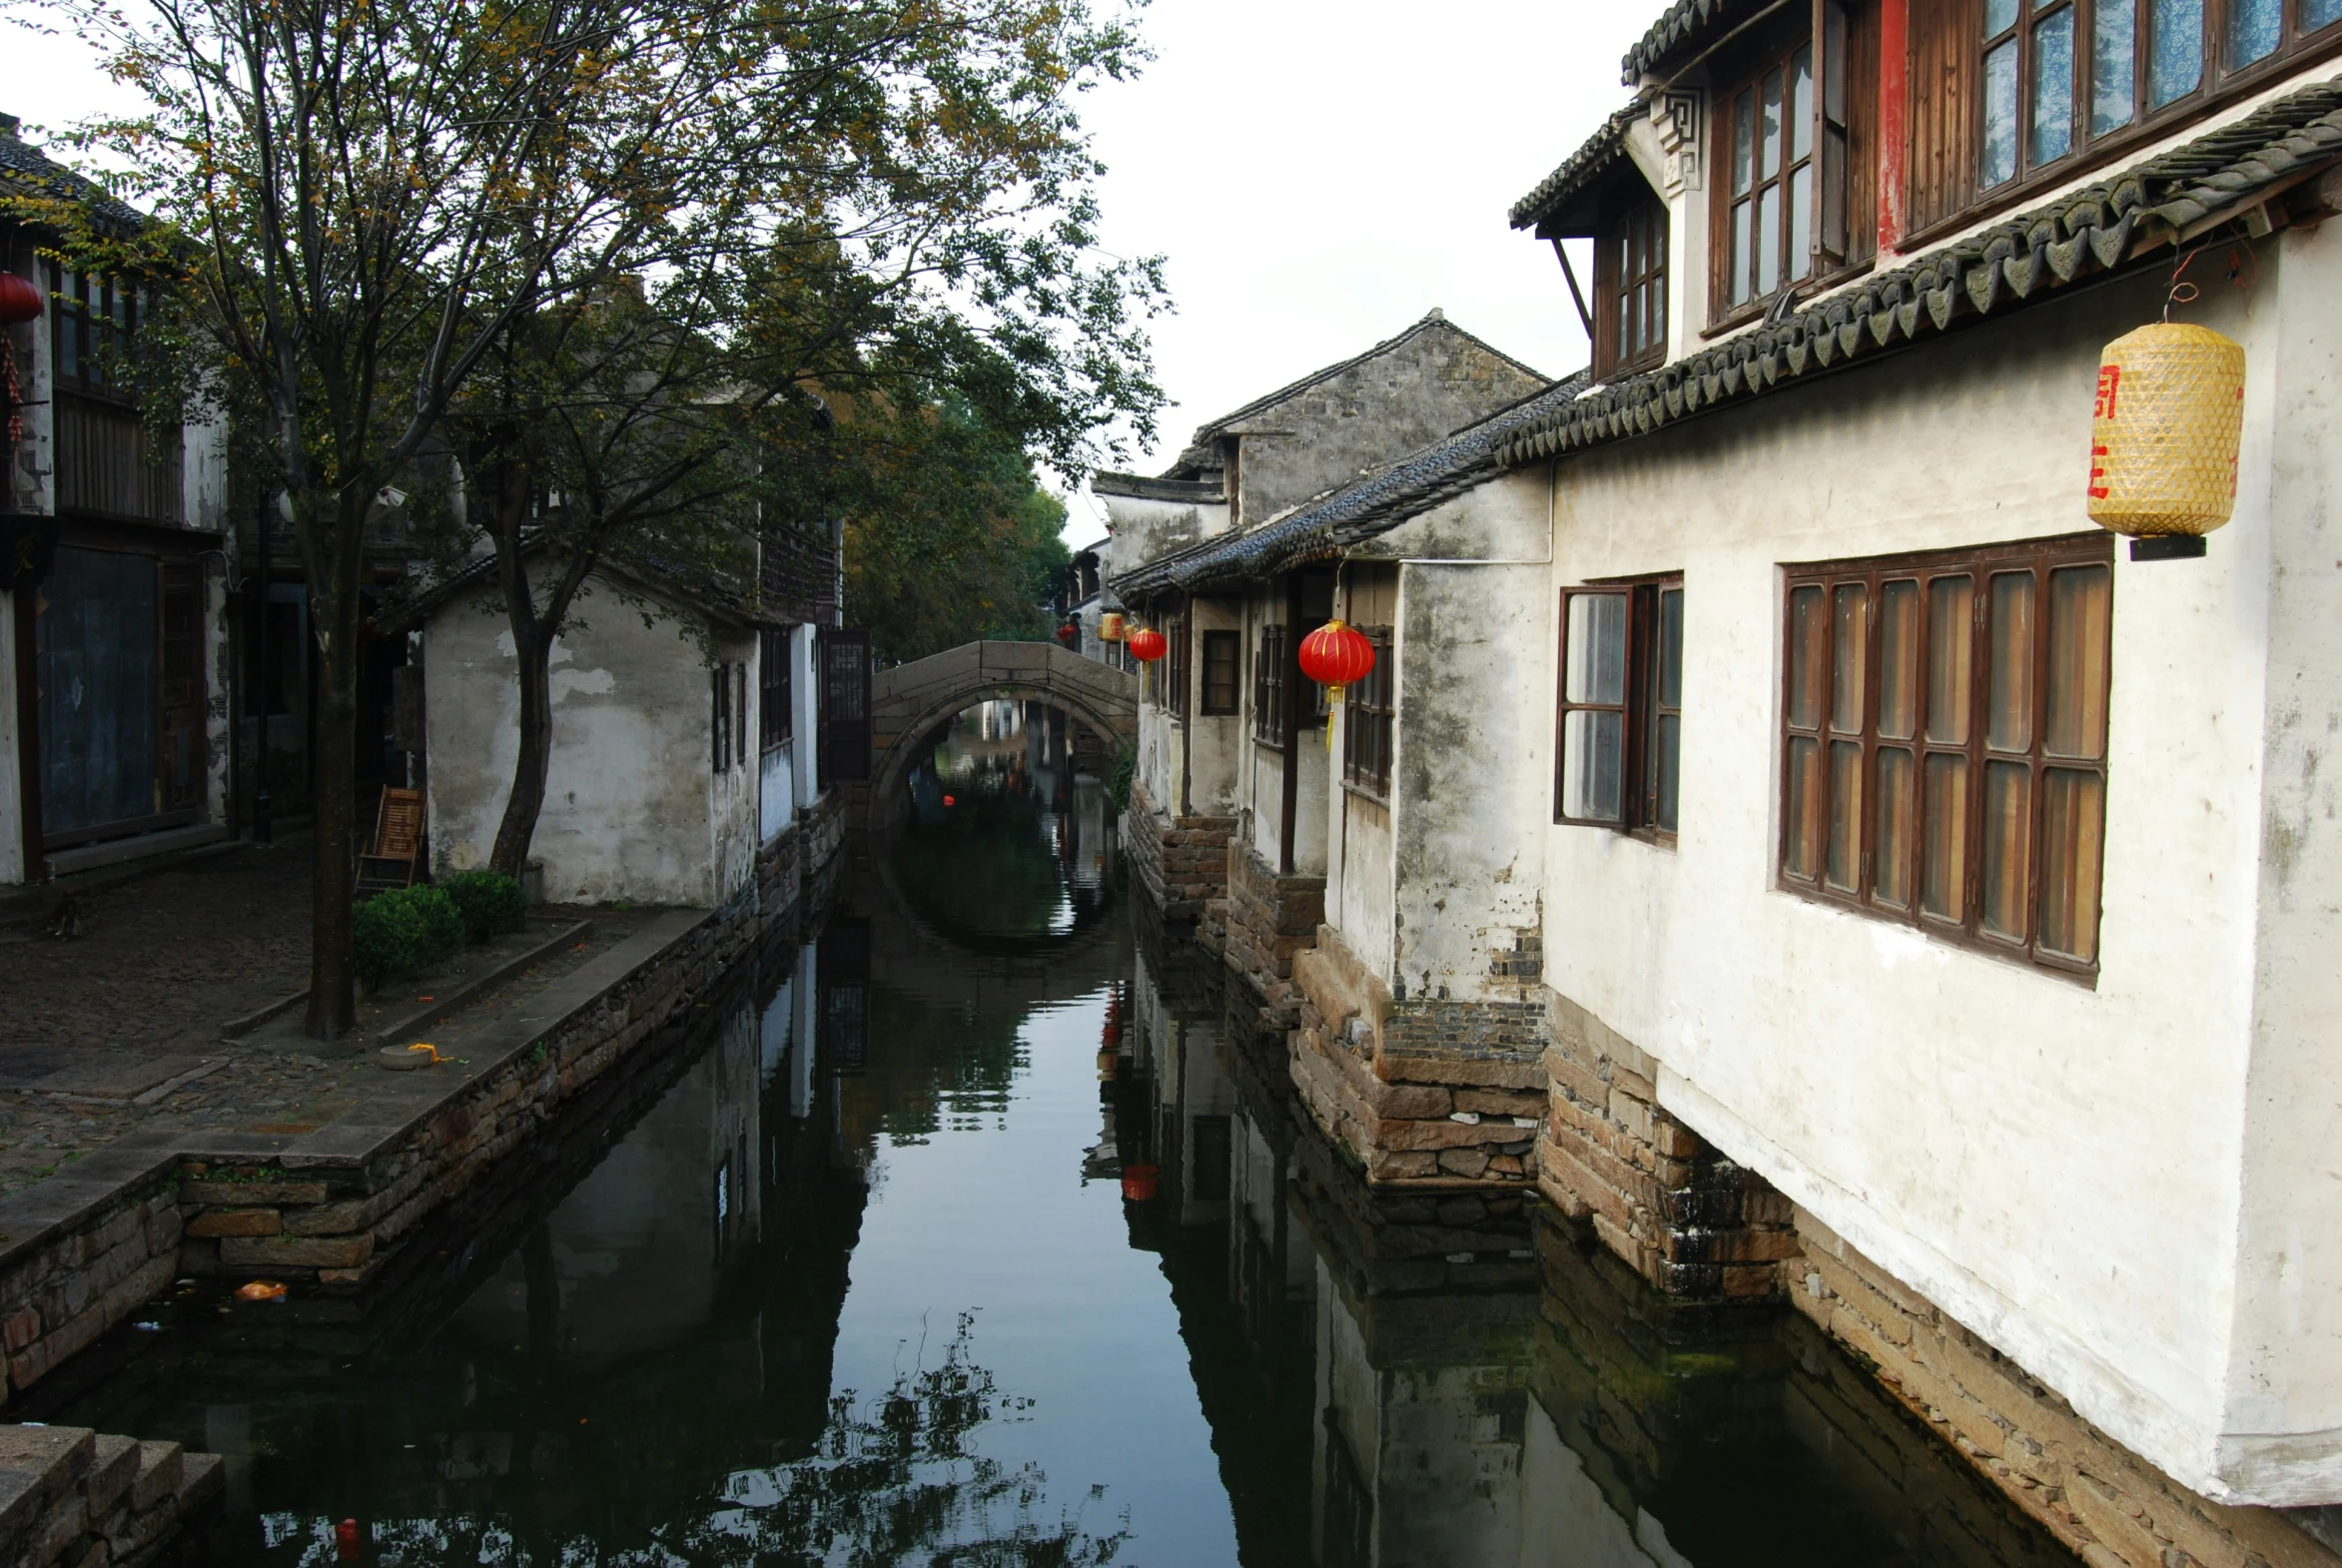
[1655,713,1681,833]
[1761,68,1785,179]
[1827,739,1864,891]
[1786,735,1823,878]
[1657,587,1684,709]
[2149,0,2203,105]
[1564,709,1625,822]
[2226,0,2280,64]
[1987,571,2035,752]
[1981,760,2032,940]
[1792,46,1815,162]
[2045,564,2111,759]
[1986,0,2020,34]
[2093,0,2137,133]
[1758,186,1781,298]
[1731,200,1754,306]
[2032,6,2076,163]
[1788,585,1826,729]
[1789,164,1813,282]
[2309,0,2342,32]
[2039,768,2105,961]
[1879,580,1920,739]
[1734,91,1756,196]
[1926,576,1972,744]
[1831,583,1867,732]
[1565,593,1628,704]
[1983,41,2019,186]
[1923,753,1969,919]
[1875,747,1916,908]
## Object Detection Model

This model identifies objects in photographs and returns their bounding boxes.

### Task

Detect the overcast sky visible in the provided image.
[1,0,1650,539]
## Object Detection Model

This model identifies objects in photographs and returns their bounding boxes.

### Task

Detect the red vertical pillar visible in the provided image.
[1879,0,1910,256]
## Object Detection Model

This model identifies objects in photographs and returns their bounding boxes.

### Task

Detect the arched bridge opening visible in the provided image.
[861,641,1138,831]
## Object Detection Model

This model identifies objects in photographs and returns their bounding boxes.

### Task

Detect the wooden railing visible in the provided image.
[54,392,183,524]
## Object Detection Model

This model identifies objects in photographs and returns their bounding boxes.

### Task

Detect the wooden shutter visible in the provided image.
[817,626,871,786]
[1906,0,1980,236]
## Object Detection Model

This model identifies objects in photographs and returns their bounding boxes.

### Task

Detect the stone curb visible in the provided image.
[219,916,591,1045]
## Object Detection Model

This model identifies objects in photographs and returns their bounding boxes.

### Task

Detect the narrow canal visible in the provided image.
[35,703,2074,1566]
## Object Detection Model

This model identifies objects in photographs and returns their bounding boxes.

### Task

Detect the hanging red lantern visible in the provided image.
[1055,621,1079,648]
[0,273,41,326]
[1127,626,1168,663]
[1121,1164,1160,1202]
[1298,619,1375,699]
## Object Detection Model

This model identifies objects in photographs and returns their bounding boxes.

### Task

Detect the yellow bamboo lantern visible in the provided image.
[2086,322,2245,547]
[1097,611,1127,642]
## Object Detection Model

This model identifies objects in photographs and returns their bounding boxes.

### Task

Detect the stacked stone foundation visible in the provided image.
[1537,987,2342,1568]
[1122,781,1232,921]
[1218,841,1324,1026]
[1285,926,1545,1190]
[0,1423,225,1567]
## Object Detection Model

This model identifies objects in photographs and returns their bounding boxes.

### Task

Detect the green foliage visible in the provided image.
[1105,742,1137,814]
[353,886,466,992]
[437,870,528,945]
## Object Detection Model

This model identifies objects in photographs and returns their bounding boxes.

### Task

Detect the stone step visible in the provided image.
[0,1424,222,1568]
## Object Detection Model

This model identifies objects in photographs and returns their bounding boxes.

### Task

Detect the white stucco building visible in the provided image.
[1106,7,2342,1558]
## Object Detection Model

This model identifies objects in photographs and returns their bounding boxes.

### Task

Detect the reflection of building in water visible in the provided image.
[1123,910,2065,1568]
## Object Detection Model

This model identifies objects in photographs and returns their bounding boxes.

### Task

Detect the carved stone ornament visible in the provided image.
[1650,89,1703,194]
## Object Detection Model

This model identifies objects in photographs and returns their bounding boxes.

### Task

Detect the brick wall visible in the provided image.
[1220,840,1324,1021]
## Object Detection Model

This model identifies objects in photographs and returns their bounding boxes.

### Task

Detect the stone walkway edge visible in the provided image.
[220,915,594,1049]
[0,904,737,1406]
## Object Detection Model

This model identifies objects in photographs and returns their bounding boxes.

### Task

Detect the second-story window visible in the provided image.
[1596,194,1670,376]
[760,628,793,752]
[1200,630,1240,715]
[1166,608,1191,722]
[1720,42,1817,314]
[1253,624,1286,744]
[51,268,144,396]
[1341,628,1394,799]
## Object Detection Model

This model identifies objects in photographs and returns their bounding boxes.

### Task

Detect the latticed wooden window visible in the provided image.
[1595,196,1668,377]
[760,628,793,752]
[1200,630,1239,715]
[1252,624,1286,744]
[1779,533,2113,974]
[1341,627,1394,798]
[1556,578,1683,836]
[1166,608,1191,722]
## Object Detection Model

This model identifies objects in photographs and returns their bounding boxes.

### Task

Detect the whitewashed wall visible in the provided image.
[424,578,758,908]
[1532,235,2342,1503]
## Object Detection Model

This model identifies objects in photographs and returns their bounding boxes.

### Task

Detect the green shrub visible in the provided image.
[1105,741,1137,813]
[353,885,466,991]
[438,869,529,945]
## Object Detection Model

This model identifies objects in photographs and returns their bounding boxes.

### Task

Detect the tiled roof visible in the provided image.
[1491,78,2342,470]
[1110,370,1593,599]
[1509,103,1646,233]
[0,119,149,235]
[1621,0,1768,84]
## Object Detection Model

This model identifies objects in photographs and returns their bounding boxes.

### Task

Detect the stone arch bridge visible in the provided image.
[863,640,1137,824]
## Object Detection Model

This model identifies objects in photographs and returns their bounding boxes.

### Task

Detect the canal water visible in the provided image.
[37,703,2075,1566]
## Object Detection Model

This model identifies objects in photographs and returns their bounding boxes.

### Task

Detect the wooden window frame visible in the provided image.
[1555,575,1685,841]
[1340,626,1395,800]
[711,662,732,773]
[1200,629,1240,716]
[1904,0,2342,245]
[1252,623,1286,746]
[1165,607,1192,722]
[1777,532,2114,981]
[760,627,793,753]
[1595,194,1671,377]
[48,265,145,400]
[1713,35,1821,324]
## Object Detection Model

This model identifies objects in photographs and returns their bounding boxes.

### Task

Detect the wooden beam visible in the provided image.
[1551,238,1595,342]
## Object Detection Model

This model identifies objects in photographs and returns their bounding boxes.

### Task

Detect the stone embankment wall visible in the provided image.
[0,1423,223,1566]
[1216,842,1322,1027]
[1121,782,1232,922]
[0,795,847,1415]
[1535,989,2342,1568]
[1285,926,1544,1189]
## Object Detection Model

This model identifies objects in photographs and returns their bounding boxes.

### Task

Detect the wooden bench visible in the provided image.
[357,787,423,895]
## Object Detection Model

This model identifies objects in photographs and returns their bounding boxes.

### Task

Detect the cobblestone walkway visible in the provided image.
[0,844,654,1195]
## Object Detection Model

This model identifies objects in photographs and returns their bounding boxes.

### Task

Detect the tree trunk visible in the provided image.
[303,505,366,1040]
[490,631,554,878]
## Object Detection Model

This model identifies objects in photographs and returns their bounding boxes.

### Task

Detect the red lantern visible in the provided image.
[1121,1164,1160,1202]
[1298,619,1375,698]
[1055,621,1079,648]
[0,273,41,327]
[1128,626,1168,663]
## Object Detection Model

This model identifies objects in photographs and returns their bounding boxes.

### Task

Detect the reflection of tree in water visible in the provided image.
[325,1317,1127,1567]
[864,987,1025,1146]
[895,785,1067,940]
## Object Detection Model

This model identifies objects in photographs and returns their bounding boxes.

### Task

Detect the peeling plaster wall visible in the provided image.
[1534,250,2342,1503]
[1100,494,1227,577]
[423,579,755,907]
[1226,321,1549,528]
